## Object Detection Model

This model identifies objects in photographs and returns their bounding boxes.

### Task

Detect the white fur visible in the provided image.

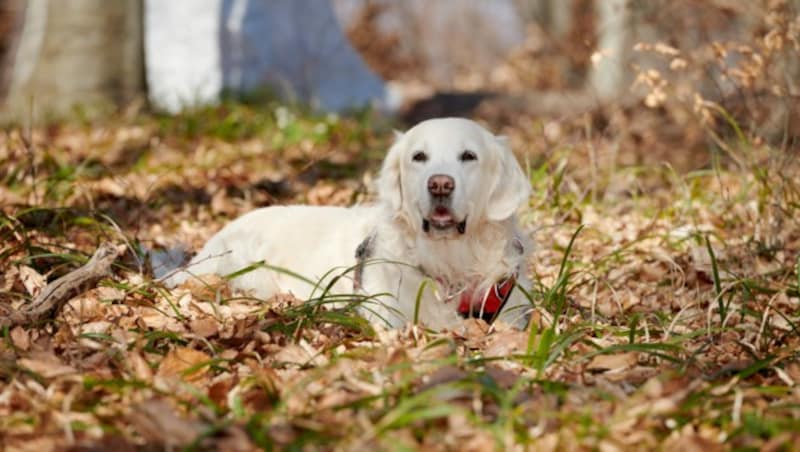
[166,118,532,330]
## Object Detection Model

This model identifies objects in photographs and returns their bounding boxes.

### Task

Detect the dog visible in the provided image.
[167,117,532,330]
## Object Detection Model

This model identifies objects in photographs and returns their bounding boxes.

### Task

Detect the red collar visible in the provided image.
[457,275,516,323]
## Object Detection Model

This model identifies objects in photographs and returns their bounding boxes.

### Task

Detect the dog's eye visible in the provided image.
[412,151,428,162]
[460,150,477,162]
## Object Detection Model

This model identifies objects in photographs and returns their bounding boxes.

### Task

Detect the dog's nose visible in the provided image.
[427,174,455,197]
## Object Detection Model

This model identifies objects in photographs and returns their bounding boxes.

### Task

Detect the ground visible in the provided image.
[1,99,799,450]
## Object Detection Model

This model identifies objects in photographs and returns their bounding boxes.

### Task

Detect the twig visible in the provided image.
[0,242,121,328]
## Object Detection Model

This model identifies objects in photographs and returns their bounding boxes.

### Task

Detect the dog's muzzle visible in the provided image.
[422,217,467,234]
[422,174,465,234]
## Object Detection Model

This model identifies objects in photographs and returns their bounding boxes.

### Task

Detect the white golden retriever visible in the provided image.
[167,118,532,329]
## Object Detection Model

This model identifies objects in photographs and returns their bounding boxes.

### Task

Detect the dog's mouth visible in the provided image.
[422,206,467,234]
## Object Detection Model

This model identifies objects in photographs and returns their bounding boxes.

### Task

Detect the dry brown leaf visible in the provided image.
[459,317,490,339]
[621,292,641,310]
[219,316,261,340]
[10,326,30,351]
[156,346,212,382]
[605,366,659,384]
[214,426,257,451]
[79,320,113,336]
[460,431,498,452]
[317,386,357,410]
[129,351,154,381]
[785,362,800,382]
[18,353,77,378]
[207,377,235,408]
[18,265,46,298]
[180,274,231,300]
[273,340,327,366]
[190,317,220,338]
[638,262,668,282]
[0,186,25,207]
[95,285,126,302]
[211,189,238,215]
[2,265,19,291]
[306,182,337,205]
[662,432,723,452]
[245,358,282,391]
[3,435,59,452]
[63,293,107,322]
[129,399,206,446]
[587,352,638,373]
[139,307,186,331]
[92,178,127,197]
[418,366,468,392]
[483,328,527,357]
[598,439,625,452]
[485,365,522,388]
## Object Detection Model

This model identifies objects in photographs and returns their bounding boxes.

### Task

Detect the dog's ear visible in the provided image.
[487,135,531,221]
[377,130,405,211]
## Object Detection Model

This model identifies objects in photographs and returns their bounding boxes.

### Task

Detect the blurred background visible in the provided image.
[0,0,798,173]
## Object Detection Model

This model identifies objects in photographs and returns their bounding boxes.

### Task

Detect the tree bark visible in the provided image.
[588,0,630,101]
[0,0,145,124]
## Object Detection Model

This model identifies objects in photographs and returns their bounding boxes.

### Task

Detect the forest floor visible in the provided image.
[1,100,799,450]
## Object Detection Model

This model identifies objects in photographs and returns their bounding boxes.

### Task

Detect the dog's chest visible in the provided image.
[414,235,515,284]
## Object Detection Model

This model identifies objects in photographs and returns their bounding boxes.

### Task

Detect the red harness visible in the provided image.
[457,275,516,323]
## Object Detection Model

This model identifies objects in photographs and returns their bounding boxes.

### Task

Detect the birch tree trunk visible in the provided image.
[588,0,630,100]
[0,0,144,124]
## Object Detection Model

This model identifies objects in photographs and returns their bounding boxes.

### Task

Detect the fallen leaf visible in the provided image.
[207,378,234,408]
[181,274,231,300]
[93,178,127,197]
[483,328,527,357]
[273,340,327,366]
[95,285,126,302]
[1,265,19,291]
[211,189,241,216]
[18,353,77,378]
[156,346,212,382]
[129,351,154,381]
[10,326,30,351]
[18,265,46,298]
[139,307,186,331]
[3,435,58,452]
[190,317,219,338]
[662,432,722,452]
[129,399,206,446]
[587,352,638,373]
[214,425,257,451]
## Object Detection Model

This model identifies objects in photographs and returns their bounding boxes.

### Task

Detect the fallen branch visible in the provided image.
[0,242,121,329]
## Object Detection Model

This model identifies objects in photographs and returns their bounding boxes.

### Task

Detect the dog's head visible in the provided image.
[378,117,530,238]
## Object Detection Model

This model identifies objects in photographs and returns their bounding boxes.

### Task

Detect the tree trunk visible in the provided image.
[0,0,144,124]
[588,0,630,101]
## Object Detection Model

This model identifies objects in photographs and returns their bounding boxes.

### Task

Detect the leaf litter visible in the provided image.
[0,102,799,450]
